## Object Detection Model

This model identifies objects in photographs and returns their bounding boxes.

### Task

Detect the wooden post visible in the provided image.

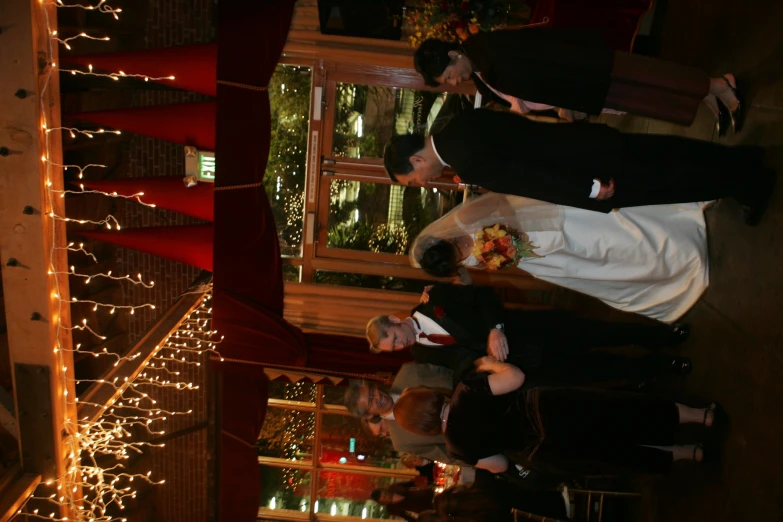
[0,0,77,516]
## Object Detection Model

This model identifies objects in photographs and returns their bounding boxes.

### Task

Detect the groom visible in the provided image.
[383,108,776,225]
[366,283,691,387]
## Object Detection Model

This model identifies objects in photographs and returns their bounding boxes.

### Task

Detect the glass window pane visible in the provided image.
[260,466,312,513]
[268,380,317,402]
[316,472,405,519]
[258,407,316,462]
[283,264,302,282]
[326,179,460,255]
[266,64,312,258]
[319,413,402,470]
[332,83,474,159]
[314,270,428,293]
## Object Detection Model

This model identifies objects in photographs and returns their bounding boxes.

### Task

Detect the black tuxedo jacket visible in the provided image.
[461,27,614,115]
[433,109,622,212]
[410,284,542,380]
[432,108,763,212]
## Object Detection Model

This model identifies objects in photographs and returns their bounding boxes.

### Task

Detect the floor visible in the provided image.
[572,1,783,520]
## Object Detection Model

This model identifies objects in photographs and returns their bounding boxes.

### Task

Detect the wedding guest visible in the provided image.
[409,192,708,322]
[366,282,692,387]
[394,356,727,475]
[344,363,459,464]
[415,30,743,135]
[383,109,776,225]
[370,481,436,522]
[399,454,436,484]
[419,468,569,522]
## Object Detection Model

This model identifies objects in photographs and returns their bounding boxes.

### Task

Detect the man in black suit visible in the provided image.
[366,283,691,387]
[383,108,776,225]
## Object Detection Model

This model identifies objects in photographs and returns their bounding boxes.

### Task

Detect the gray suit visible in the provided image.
[386,362,458,464]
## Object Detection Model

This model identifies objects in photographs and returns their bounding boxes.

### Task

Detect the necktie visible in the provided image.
[419,332,457,345]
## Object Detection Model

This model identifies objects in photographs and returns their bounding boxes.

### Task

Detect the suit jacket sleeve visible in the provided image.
[435,110,620,212]
[392,362,455,393]
[432,283,505,333]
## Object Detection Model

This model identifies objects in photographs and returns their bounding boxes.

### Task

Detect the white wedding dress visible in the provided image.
[459,202,710,322]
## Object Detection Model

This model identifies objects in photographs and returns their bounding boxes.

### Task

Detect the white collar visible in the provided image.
[430,135,449,167]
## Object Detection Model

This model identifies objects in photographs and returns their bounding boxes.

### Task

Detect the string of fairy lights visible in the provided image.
[13,1,218,520]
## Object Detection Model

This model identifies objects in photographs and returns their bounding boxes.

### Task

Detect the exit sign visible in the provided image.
[184,146,216,183]
[198,151,216,181]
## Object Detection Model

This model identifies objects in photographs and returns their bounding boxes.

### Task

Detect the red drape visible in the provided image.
[80,225,214,271]
[530,0,654,52]
[64,44,218,96]
[212,2,297,521]
[77,177,214,222]
[305,333,412,377]
[67,101,216,150]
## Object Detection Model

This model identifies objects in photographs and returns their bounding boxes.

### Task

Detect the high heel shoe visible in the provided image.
[715,98,731,138]
[722,74,745,134]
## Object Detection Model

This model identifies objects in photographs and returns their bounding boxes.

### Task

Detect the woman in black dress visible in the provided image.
[393,356,723,475]
[415,30,743,136]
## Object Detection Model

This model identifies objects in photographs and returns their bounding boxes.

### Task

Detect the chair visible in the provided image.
[513,487,641,522]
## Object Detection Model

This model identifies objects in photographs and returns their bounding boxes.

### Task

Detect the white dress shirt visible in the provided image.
[412,312,452,346]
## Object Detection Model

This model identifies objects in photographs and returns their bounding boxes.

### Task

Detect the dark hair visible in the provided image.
[420,240,460,278]
[415,39,461,87]
[383,133,426,182]
[393,386,449,436]
[344,380,370,417]
[369,488,383,503]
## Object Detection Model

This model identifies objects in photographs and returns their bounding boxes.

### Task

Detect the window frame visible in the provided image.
[258,384,418,521]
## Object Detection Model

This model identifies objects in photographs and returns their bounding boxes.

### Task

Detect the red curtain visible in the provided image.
[67,101,216,150]
[64,43,218,96]
[211,2,298,521]
[305,333,412,377]
[530,0,654,52]
[77,177,215,222]
[80,225,214,271]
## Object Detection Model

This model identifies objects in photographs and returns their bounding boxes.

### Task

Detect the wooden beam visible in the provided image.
[77,272,213,425]
[0,0,76,508]
[0,467,41,522]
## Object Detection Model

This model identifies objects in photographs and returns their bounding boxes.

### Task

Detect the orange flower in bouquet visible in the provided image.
[471,223,541,270]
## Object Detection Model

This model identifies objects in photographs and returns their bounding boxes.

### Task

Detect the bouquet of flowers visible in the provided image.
[472,223,540,270]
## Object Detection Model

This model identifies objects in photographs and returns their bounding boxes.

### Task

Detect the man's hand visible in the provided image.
[419,285,434,304]
[595,179,615,200]
[556,108,574,122]
[487,329,509,361]
[474,355,499,373]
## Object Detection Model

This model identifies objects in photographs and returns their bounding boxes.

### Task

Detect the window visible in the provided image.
[266,64,312,258]
[258,381,418,521]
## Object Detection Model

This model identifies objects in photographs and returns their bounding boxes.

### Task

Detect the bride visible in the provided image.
[410,192,709,323]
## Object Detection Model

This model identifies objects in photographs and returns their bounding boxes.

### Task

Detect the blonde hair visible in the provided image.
[366,315,395,353]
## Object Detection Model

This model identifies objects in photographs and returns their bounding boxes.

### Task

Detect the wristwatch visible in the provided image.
[494,323,505,332]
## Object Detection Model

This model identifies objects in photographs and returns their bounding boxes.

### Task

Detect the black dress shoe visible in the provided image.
[666,323,690,346]
[667,356,692,375]
[715,98,731,138]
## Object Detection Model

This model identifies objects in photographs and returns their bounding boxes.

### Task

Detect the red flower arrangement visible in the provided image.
[472,223,540,270]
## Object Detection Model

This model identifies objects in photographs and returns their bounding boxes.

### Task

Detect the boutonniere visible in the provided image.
[434,305,446,319]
